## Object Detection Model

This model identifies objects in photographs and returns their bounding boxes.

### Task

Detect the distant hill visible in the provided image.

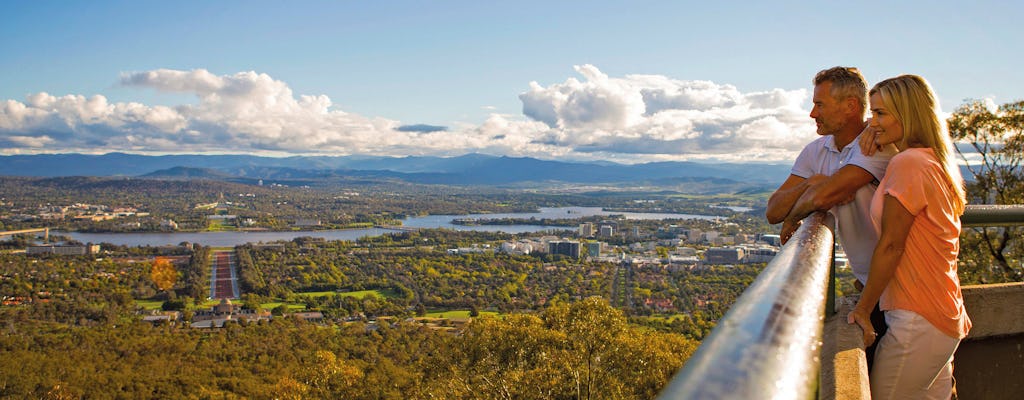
[0,152,793,188]
[142,166,234,179]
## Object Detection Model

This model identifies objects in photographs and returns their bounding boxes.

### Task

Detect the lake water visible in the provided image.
[60,206,721,247]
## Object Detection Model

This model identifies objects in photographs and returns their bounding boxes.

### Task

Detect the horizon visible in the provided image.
[2,1,1021,164]
[0,150,794,165]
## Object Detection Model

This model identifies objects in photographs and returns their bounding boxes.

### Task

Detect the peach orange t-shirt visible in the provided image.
[870,148,971,339]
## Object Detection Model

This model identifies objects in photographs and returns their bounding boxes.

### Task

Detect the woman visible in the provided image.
[849,74,971,399]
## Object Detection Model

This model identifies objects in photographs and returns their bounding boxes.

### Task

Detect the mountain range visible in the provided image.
[0,152,792,189]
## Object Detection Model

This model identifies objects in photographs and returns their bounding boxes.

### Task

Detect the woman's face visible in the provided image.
[869,92,904,147]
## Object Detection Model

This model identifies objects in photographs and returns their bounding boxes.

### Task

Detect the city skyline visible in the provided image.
[2,1,1021,163]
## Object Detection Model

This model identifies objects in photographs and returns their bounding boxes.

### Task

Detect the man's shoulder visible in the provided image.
[797,136,833,156]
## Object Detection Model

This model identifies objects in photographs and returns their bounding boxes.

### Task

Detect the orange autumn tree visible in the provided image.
[150,257,178,292]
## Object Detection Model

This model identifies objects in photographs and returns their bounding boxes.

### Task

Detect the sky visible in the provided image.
[1,1,1021,164]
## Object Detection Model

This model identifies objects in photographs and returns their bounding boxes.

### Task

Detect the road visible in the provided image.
[210,250,239,299]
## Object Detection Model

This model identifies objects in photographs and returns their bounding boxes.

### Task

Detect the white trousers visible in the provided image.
[870,309,961,400]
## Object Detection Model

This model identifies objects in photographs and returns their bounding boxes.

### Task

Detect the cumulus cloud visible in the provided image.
[0,66,818,162]
[517,64,814,161]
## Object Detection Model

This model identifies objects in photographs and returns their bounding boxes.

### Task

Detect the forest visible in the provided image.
[0,243,706,399]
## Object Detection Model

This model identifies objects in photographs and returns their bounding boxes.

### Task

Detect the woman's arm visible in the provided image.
[847,194,915,346]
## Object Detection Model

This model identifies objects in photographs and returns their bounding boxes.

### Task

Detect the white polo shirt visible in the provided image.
[791,134,893,284]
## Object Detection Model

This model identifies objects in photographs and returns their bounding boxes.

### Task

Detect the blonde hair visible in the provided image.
[870,75,966,214]
[814,66,868,115]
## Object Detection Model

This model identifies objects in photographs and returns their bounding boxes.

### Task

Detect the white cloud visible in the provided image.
[515,64,815,161]
[0,66,819,163]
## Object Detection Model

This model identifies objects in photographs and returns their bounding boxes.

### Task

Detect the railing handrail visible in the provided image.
[962,204,1024,227]
[656,204,1024,400]
[657,212,836,400]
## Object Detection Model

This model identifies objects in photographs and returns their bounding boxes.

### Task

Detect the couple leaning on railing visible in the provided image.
[660,67,1021,400]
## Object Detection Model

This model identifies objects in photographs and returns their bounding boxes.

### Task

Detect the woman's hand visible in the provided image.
[847,306,878,347]
[858,121,880,156]
[859,118,898,156]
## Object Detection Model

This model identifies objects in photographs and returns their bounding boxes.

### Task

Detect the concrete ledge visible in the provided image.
[961,282,1024,339]
[820,296,871,400]
[820,284,1024,400]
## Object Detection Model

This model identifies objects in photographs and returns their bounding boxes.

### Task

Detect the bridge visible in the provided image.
[0,227,50,241]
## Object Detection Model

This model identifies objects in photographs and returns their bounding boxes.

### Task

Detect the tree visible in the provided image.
[150,257,178,292]
[948,99,1024,282]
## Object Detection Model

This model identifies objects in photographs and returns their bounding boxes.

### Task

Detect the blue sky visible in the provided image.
[1,1,1021,163]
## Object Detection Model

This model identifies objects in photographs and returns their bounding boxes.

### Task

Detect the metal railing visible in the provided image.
[962,204,1024,227]
[657,212,836,400]
[656,204,1024,400]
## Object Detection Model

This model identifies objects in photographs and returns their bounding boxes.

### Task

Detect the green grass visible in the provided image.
[297,289,397,299]
[261,302,307,311]
[135,299,164,311]
[634,313,692,322]
[197,298,223,308]
[424,309,499,319]
[205,219,235,232]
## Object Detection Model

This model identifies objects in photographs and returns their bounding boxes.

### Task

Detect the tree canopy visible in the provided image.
[949,99,1024,282]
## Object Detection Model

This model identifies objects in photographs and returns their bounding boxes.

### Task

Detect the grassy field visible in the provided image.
[425,309,500,320]
[297,289,398,299]
[135,299,164,311]
[261,302,306,311]
[205,219,235,232]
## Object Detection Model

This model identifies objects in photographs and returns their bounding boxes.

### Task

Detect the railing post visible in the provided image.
[827,244,836,317]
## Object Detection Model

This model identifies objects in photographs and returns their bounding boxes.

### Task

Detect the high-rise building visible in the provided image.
[599,225,614,237]
[549,240,581,259]
[579,223,595,237]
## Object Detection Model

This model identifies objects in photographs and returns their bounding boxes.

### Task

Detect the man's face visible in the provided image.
[809,82,848,136]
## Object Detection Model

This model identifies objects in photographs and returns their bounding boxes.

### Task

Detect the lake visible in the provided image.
[60,206,721,247]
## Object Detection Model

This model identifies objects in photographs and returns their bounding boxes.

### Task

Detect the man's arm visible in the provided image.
[782,164,875,225]
[766,174,825,224]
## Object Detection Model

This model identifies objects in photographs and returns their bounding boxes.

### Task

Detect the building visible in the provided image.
[685,228,703,243]
[160,219,178,230]
[585,242,602,258]
[704,247,745,264]
[743,246,779,263]
[599,225,614,237]
[759,234,782,247]
[500,241,534,255]
[191,298,271,328]
[26,244,100,255]
[549,240,581,259]
[579,223,595,237]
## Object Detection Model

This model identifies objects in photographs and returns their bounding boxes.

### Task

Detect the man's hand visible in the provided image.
[847,307,878,347]
[780,218,801,244]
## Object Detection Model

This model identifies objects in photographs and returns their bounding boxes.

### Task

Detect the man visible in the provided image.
[766,66,893,366]
[767,66,890,280]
